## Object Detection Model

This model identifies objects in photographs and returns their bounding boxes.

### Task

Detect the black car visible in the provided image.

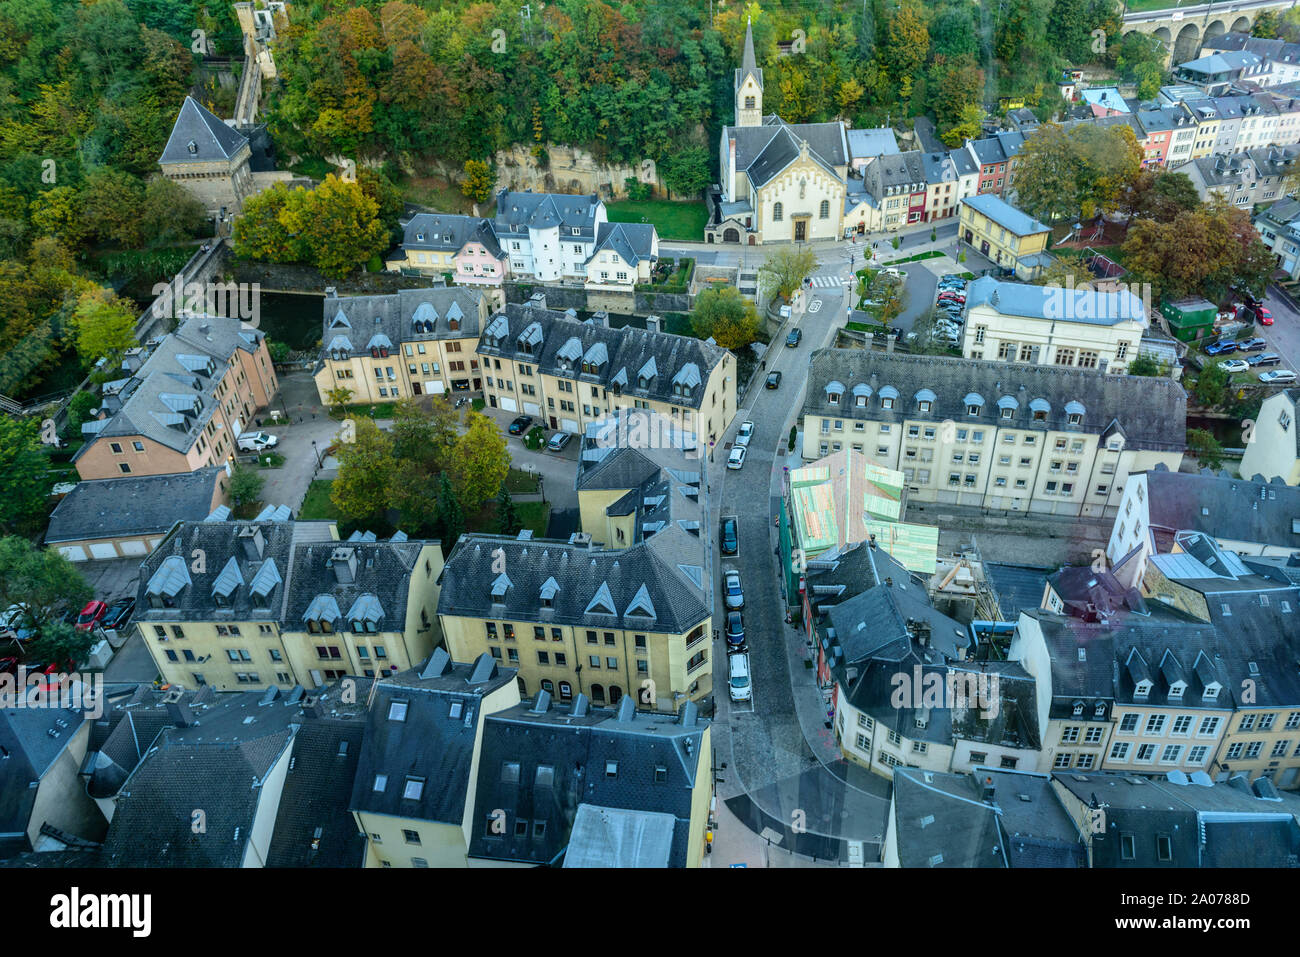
[786,328,802,347]
[102,597,135,631]
[1239,338,1268,352]
[508,415,533,435]
[1248,352,1282,368]
[720,517,738,555]
[766,371,782,389]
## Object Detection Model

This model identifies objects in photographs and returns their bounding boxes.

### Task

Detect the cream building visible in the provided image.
[1239,389,1300,486]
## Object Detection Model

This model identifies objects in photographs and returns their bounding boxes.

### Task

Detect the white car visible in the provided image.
[728,652,752,702]
[735,421,755,447]
[1260,369,1298,384]
[1219,359,1250,374]
[237,431,278,452]
[724,569,744,609]
[727,446,747,470]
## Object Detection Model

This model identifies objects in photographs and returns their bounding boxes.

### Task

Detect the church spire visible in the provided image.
[742,16,758,76]
[734,16,763,127]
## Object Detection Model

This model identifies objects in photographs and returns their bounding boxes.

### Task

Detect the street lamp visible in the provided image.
[538,474,546,504]
[311,439,323,470]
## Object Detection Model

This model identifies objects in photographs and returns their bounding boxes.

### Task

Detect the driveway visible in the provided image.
[1263,284,1300,372]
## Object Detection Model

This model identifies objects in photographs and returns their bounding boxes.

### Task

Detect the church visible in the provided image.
[708,20,873,245]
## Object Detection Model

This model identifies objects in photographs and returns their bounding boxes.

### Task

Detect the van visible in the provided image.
[881,267,903,279]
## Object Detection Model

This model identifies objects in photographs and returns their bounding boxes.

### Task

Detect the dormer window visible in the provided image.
[1203,682,1221,701]
[1169,681,1186,699]
[1001,407,1013,419]
[1094,702,1106,719]
[1068,413,1082,426]
[639,376,649,389]
[919,400,932,413]
[448,318,459,331]
[1134,679,1152,699]
[416,233,425,242]
[1072,701,1084,716]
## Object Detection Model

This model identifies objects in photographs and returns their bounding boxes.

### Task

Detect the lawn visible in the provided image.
[607,200,709,242]
[299,480,342,522]
[504,467,541,495]
[331,402,398,420]
[297,476,548,536]
[399,175,496,217]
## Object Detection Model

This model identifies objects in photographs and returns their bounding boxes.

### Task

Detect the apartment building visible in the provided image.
[477,296,736,444]
[134,517,445,691]
[802,350,1185,518]
[958,197,1052,280]
[583,222,659,302]
[1182,146,1298,206]
[921,151,961,222]
[75,316,278,481]
[385,214,507,307]
[494,189,607,282]
[1239,387,1300,485]
[314,286,488,403]
[1253,199,1300,281]
[962,277,1147,374]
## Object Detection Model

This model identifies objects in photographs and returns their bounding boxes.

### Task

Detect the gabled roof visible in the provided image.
[159,96,249,165]
[590,222,656,266]
[321,286,484,360]
[961,195,1049,237]
[1136,464,1300,551]
[44,467,225,545]
[401,214,503,259]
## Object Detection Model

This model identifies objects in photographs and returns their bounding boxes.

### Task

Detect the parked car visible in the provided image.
[766,371,782,389]
[1219,359,1250,374]
[1235,286,1262,309]
[724,569,744,610]
[937,292,965,303]
[735,422,755,448]
[236,431,277,452]
[724,611,745,648]
[1204,340,1237,356]
[881,267,904,279]
[1254,306,1274,326]
[727,446,747,470]
[1260,369,1298,384]
[0,656,17,676]
[1239,337,1268,352]
[720,517,738,556]
[786,328,802,347]
[1247,352,1282,368]
[102,597,136,631]
[728,652,752,702]
[546,431,572,452]
[75,600,108,632]
[508,415,533,435]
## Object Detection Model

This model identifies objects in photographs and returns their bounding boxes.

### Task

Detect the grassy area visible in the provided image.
[299,479,342,522]
[255,452,286,469]
[515,501,551,536]
[332,402,398,420]
[399,175,495,216]
[607,200,708,241]
[879,250,946,266]
[504,467,541,494]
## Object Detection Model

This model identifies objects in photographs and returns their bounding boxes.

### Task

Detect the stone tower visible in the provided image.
[734,18,763,128]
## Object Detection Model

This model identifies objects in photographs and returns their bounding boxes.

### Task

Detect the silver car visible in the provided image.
[724,569,744,609]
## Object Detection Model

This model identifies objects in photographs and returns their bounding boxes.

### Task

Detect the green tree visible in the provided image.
[661,147,711,198]
[1127,353,1164,377]
[326,385,354,407]
[690,286,761,350]
[1186,428,1224,469]
[451,410,509,510]
[1253,10,1279,39]
[357,167,405,232]
[72,289,137,369]
[331,418,398,521]
[65,391,99,436]
[228,463,265,518]
[461,159,495,204]
[1191,364,1229,408]
[759,246,819,302]
[139,177,207,244]
[281,175,388,279]
[79,168,146,247]
[497,488,523,536]
[0,417,49,534]
[25,620,95,670]
[0,536,91,629]
[434,472,464,557]
[232,183,297,263]
[28,186,81,245]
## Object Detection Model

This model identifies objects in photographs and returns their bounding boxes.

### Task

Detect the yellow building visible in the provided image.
[134,517,445,691]
[315,286,489,403]
[479,295,736,444]
[958,195,1051,280]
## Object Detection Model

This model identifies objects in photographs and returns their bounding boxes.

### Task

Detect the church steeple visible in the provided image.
[734,17,763,128]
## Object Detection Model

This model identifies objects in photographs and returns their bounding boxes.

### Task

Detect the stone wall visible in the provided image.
[493,143,663,201]
[634,290,691,314]
[504,282,588,311]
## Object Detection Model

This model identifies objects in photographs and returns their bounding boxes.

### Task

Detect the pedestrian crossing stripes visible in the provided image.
[808,275,843,288]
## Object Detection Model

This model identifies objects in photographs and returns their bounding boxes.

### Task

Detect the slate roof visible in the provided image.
[266,716,368,867]
[349,653,515,826]
[967,275,1146,325]
[494,190,602,239]
[961,195,1049,237]
[803,349,1187,454]
[726,115,849,184]
[478,301,727,413]
[467,697,707,866]
[285,536,431,637]
[45,467,225,545]
[846,127,900,162]
[322,286,484,360]
[563,804,676,867]
[73,316,265,459]
[984,563,1051,621]
[99,683,360,867]
[158,96,249,165]
[1137,464,1300,551]
[1179,50,1263,76]
[735,18,762,92]
[0,699,89,852]
[400,213,503,259]
[863,150,927,199]
[591,221,656,266]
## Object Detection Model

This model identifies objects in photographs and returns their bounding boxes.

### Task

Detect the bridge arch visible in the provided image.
[1173,21,1200,64]
[1231,15,1251,34]
[1204,19,1227,44]
[1153,25,1172,47]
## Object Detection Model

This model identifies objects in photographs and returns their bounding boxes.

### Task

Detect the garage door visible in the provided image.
[499,397,518,413]
[561,418,579,432]
[119,540,148,556]
[59,545,87,562]
[425,380,445,394]
[88,543,118,560]
[523,402,541,417]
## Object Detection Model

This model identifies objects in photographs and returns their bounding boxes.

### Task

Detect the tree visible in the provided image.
[624,176,651,201]
[909,308,957,355]
[759,246,819,302]
[497,488,523,536]
[139,177,206,244]
[357,167,405,232]
[1127,353,1165,377]
[0,417,49,535]
[690,286,762,350]
[0,536,91,630]
[1186,428,1224,469]
[232,183,297,263]
[25,621,95,670]
[228,463,265,517]
[78,168,145,247]
[1134,62,1162,100]
[1012,122,1141,224]
[1253,10,1279,39]
[65,391,99,436]
[280,175,388,279]
[72,289,137,369]
[461,159,495,204]
[434,473,464,557]
[1190,363,1229,408]
[661,147,710,198]
[331,418,398,521]
[28,186,81,245]
[326,385,354,407]
[451,410,509,510]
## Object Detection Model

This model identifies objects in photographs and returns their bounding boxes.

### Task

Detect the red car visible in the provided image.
[75,600,108,631]
[1256,307,1273,326]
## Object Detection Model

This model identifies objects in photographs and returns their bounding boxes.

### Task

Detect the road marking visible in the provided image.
[808,299,823,313]
[809,275,843,288]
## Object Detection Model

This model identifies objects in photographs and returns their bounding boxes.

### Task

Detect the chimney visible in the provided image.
[163,688,195,728]
[301,694,325,719]
[325,287,338,299]
[527,292,547,311]
[644,315,662,333]
[237,525,265,560]
[329,546,358,584]
[728,136,737,198]
[981,776,996,804]
[869,533,877,550]
[591,310,610,328]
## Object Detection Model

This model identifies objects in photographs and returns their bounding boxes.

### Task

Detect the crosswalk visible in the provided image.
[808,275,843,288]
